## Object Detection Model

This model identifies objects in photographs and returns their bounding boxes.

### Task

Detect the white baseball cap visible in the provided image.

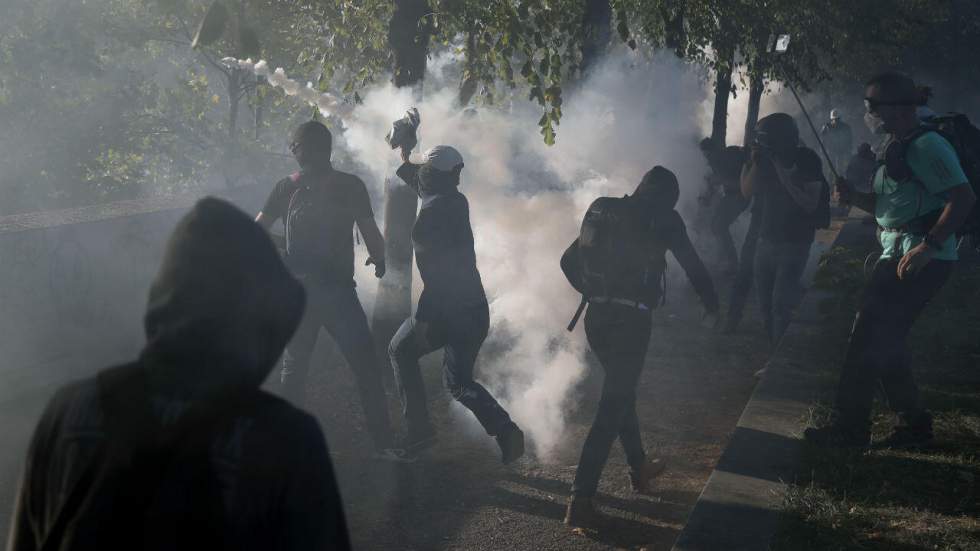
[422,145,464,171]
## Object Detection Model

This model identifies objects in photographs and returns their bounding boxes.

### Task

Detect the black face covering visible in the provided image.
[417,164,462,196]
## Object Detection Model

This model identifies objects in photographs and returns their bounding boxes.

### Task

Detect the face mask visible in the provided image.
[864,111,887,135]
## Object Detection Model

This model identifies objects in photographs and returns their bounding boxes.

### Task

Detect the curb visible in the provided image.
[672,212,875,551]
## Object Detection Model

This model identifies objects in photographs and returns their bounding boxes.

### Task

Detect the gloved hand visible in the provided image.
[366,257,386,279]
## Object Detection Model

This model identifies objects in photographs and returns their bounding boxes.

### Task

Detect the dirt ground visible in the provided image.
[302,288,771,551]
[0,223,842,550]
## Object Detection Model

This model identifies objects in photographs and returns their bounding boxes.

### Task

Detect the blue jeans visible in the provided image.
[753,239,812,347]
[388,301,512,438]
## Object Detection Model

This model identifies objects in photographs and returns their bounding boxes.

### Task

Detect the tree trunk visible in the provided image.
[458,28,479,107]
[373,0,431,362]
[661,1,686,58]
[710,45,735,147]
[743,71,764,147]
[580,0,612,78]
[253,78,263,141]
[228,68,241,137]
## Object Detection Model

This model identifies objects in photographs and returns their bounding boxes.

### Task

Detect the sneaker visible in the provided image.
[496,422,525,465]
[803,425,870,448]
[875,426,935,450]
[563,496,604,529]
[629,457,667,495]
[399,426,438,458]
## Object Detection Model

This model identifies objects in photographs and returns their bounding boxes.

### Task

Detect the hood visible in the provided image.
[141,197,305,395]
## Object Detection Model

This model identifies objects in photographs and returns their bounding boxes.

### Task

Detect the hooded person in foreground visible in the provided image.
[560,166,720,528]
[388,144,525,464]
[7,198,351,551]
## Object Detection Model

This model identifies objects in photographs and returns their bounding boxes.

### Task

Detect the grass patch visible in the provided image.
[774,246,980,550]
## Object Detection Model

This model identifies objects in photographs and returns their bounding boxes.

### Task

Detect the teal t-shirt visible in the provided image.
[873,131,968,261]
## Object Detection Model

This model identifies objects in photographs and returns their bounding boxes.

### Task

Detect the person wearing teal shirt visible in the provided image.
[806,71,976,449]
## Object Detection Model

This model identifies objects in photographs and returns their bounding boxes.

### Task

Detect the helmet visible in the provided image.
[422,145,464,172]
[830,109,841,121]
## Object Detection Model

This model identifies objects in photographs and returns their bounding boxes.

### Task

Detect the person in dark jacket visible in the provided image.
[742,113,830,375]
[256,121,396,457]
[7,198,351,551]
[700,139,750,275]
[560,167,720,529]
[388,145,525,463]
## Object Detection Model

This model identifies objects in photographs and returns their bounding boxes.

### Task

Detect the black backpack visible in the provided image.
[896,114,980,239]
[563,196,665,330]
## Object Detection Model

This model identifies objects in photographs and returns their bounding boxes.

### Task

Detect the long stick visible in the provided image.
[786,82,840,180]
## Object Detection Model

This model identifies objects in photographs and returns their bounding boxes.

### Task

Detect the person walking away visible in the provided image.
[255,121,396,458]
[560,167,720,528]
[701,140,750,276]
[388,144,525,463]
[806,72,976,449]
[7,198,351,551]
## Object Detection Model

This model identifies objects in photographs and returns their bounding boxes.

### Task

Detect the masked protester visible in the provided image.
[7,198,351,551]
[560,167,719,529]
[742,113,831,376]
[701,139,750,275]
[807,72,976,449]
[255,121,397,459]
[388,144,525,463]
[821,109,854,177]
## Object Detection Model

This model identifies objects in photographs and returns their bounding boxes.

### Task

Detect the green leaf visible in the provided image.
[191,1,229,49]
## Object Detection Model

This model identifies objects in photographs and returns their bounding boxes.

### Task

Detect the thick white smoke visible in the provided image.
[333,48,714,461]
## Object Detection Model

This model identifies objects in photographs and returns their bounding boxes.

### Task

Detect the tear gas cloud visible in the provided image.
[338,48,714,461]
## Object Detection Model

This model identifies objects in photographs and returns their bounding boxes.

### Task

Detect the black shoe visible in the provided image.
[875,426,935,450]
[399,426,438,458]
[496,423,525,465]
[564,496,605,529]
[803,425,870,448]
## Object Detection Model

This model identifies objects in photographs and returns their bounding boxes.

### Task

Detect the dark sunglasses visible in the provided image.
[864,97,917,114]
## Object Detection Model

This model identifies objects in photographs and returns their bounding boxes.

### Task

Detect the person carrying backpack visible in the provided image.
[806,72,976,449]
[560,166,719,529]
[256,121,397,459]
[741,113,831,374]
[387,144,525,464]
[7,198,351,551]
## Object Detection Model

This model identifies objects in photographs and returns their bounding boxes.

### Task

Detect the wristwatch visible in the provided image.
[924,234,943,251]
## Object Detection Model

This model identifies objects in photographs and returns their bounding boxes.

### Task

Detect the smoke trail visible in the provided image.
[332,48,714,461]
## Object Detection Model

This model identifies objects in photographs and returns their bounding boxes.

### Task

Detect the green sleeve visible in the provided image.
[907,132,969,195]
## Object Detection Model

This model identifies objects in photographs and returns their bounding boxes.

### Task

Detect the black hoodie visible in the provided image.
[8,198,351,551]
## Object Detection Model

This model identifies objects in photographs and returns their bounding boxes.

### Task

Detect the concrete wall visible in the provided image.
[0,186,269,397]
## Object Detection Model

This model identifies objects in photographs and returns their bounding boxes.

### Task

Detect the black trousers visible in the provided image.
[834,258,952,434]
[571,303,651,497]
[281,279,393,449]
[710,191,750,271]
[726,205,762,329]
[388,301,512,438]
